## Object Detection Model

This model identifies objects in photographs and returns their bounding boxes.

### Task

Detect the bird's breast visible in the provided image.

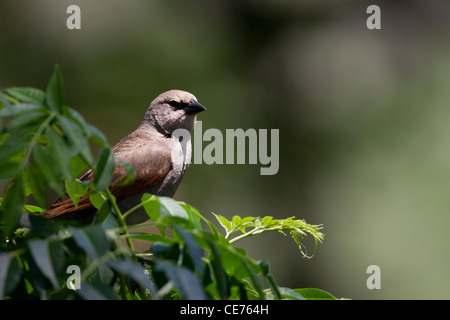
[159,136,191,195]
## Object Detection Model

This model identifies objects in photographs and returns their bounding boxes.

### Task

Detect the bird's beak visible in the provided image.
[184,100,207,114]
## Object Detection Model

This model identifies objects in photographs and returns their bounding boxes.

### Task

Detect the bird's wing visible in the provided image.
[42,136,171,220]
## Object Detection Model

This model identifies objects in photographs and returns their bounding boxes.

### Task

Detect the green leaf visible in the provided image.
[24,204,45,213]
[46,126,72,181]
[218,245,243,276]
[0,92,11,109]
[0,160,22,182]
[155,261,207,300]
[0,103,45,118]
[57,115,94,167]
[67,108,108,147]
[125,233,176,246]
[206,238,230,299]
[83,225,109,257]
[94,146,115,192]
[294,288,338,300]
[0,144,27,182]
[107,259,155,293]
[259,263,282,300]
[179,202,203,231]
[0,253,12,298]
[70,154,89,179]
[113,160,135,186]
[5,87,46,105]
[69,227,98,260]
[142,196,191,235]
[48,240,65,283]
[77,282,117,300]
[68,226,111,283]
[0,253,22,299]
[278,287,306,300]
[33,145,64,196]
[225,247,264,298]
[1,175,25,237]
[65,179,88,207]
[5,112,47,132]
[0,125,34,163]
[158,197,189,221]
[69,225,109,260]
[232,215,241,227]
[150,242,180,261]
[173,225,204,276]
[85,123,108,147]
[142,193,162,230]
[258,259,270,275]
[45,65,64,112]
[212,212,231,231]
[238,216,257,233]
[28,239,60,289]
[93,198,115,227]
[26,164,48,208]
[261,216,274,227]
[89,191,107,209]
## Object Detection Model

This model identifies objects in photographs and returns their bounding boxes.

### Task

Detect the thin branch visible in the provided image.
[19,111,56,172]
[105,188,136,261]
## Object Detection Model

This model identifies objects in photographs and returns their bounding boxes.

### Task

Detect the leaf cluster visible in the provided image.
[214,214,324,258]
[0,67,335,300]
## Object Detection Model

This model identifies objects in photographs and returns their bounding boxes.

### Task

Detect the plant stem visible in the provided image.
[105,188,137,261]
[122,194,156,221]
[80,251,114,282]
[228,228,261,244]
[119,274,128,300]
[228,226,288,244]
[19,112,56,172]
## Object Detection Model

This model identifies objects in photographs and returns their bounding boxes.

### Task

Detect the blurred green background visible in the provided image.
[2,0,450,299]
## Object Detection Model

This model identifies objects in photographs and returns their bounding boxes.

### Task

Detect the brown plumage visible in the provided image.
[41,90,206,225]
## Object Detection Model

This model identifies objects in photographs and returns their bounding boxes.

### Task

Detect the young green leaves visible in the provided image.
[213,213,324,258]
[0,66,111,237]
[45,65,65,113]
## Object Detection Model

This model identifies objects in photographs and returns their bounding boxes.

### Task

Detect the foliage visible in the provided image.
[0,66,333,300]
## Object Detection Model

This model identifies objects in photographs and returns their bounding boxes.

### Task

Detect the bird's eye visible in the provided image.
[168,100,187,109]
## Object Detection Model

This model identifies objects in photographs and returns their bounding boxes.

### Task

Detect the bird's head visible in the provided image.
[144,89,206,136]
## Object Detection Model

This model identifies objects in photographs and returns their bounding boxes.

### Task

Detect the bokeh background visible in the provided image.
[2,0,450,299]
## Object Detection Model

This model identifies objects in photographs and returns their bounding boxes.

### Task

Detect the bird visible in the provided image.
[40,89,206,225]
